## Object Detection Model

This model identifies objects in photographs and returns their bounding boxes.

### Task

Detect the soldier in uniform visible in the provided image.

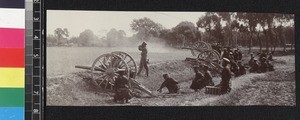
[230,60,239,76]
[237,48,243,60]
[233,49,239,61]
[190,67,204,92]
[237,61,246,76]
[157,74,179,94]
[249,59,260,73]
[267,52,273,61]
[248,53,255,67]
[137,42,149,76]
[215,58,232,94]
[259,52,267,62]
[259,57,268,73]
[202,65,214,87]
[114,71,132,103]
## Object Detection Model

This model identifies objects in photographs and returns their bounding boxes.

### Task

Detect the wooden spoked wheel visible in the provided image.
[111,51,137,79]
[190,41,212,56]
[197,50,221,64]
[91,53,130,90]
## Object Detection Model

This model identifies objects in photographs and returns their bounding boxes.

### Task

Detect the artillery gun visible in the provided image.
[75,51,154,97]
[182,41,223,73]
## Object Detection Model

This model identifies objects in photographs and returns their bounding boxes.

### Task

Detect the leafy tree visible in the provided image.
[54,28,69,46]
[130,17,164,41]
[196,13,224,45]
[172,21,200,45]
[78,29,97,46]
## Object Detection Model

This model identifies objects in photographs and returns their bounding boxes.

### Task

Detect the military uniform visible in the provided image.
[158,75,179,94]
[259,58,268,73]
[237,62,246,76]
[217,66,232,94]
[216,58,232,94]
[114,75,132,103]
[250,60,260,73]
[137,42,149,76]
[190,71,204,91]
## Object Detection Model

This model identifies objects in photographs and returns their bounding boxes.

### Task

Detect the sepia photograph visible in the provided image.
[46,10,295,106]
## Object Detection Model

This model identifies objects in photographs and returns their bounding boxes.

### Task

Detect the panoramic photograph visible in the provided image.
[46,10,295,106]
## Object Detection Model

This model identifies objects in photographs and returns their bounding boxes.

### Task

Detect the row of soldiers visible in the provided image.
[248,52,274,73]
[156,58,233,95]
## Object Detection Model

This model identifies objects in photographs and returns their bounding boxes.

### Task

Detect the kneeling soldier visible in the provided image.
[114,71,132,103]
[157,74,179,94]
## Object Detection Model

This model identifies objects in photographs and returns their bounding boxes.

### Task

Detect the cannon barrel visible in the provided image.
[75,65,127,72]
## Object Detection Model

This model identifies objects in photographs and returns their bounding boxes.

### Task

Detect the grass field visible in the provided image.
[46,46,295,106]
[47,46,193,76]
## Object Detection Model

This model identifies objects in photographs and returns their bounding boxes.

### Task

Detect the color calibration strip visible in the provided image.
[0,0,25,120]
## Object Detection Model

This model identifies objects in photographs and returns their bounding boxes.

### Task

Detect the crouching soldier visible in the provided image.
[249,59,260,73]
[114,71,132,103]
[190,67,204,92]
[237,61,246,76]
[215,58,232,94]
[259,57,268,73]
[157,74,179,94]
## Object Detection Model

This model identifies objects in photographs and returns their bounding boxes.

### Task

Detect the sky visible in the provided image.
[47,10,206,37]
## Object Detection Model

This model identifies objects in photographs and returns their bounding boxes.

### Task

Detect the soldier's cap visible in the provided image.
[223,58,230,63]
[250,53,253,55]
[230,52,233,54]
[253,59,257,61]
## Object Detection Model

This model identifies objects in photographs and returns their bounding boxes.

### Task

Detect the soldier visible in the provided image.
[248,53,255,67]
[259,52,267,62]
[237,61,246,76]
[222,48,230,59]
[215,58,232,94]
[233,49,239,61]
[157,74,179,94]
[249,59,260,73]
[230,60,239,77]
[190,67,204,92]
[202,65,214,87]
[259,57,268,73]
[114,71,132,103]
[137,42,149,76]
[267,52,273,61]
[237,48,243,60]
[266,60,275,71]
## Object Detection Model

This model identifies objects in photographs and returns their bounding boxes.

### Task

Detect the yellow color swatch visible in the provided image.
[0,68,24,88]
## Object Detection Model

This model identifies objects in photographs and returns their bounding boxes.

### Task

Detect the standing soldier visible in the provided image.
[114,71,132,103]
[216,58,232,94]
[137,42,149,76]
[157,74,179,94]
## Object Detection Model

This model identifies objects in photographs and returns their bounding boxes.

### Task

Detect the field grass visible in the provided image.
[47,47,193,76]
[46,46,295,106]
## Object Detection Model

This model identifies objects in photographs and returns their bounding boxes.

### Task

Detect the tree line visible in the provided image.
[47,12,294,53]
